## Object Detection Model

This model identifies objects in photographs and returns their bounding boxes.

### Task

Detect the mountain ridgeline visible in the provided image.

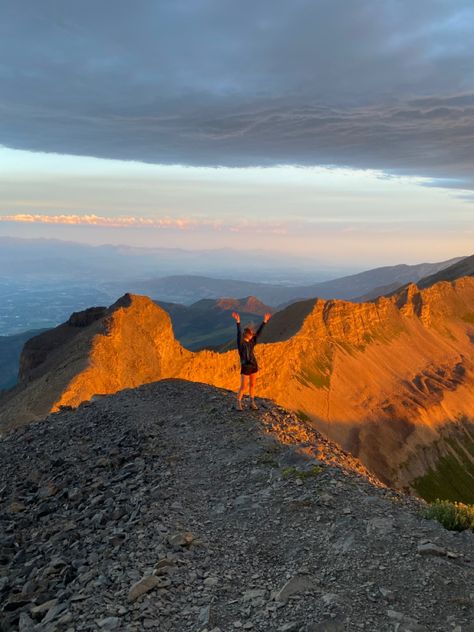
[1,275,473,502]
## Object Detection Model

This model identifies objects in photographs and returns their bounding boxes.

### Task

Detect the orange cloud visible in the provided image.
[0,213,192,229]
[0,213,288,234]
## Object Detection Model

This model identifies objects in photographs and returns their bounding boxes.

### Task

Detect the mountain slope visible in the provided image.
[1,278,473,499]
[157,296,273,350]
[1,380,473,631]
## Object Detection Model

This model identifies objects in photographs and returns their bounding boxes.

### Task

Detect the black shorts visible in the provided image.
[241,364,258,376]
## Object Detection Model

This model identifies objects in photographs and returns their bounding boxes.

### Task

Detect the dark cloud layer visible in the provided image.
[1,0,474,187]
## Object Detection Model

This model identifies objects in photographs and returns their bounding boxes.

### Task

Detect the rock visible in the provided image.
[128,575,161,602]
[97,616,122,630]
[366,517,394,535]
[275,574,314,602]
[203,576,218,587]
[417,541,447,556]
[31,599,58,617]
[167,531,194,547]
[198,604,215,627]
[42,602,68,624]
[242,588,266,602]
[18,612,35,632]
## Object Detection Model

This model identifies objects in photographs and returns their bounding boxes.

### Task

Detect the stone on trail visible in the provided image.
[275,574,315,602]
[127,574,162,602]
[416,541,447,556]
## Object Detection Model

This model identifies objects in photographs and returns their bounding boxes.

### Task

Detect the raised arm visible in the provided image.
[254,312,272,342]
[232,311,241,347]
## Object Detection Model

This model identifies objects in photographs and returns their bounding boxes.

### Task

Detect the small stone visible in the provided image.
[31,599,58,617]
[204,576,218,587]
[42,603,68,624]
[417,542,446,556]
[154,558,174,575]
[242,588,266,602]
[168,531,194,547]
[366,517,394,535]
[18,612,35,632]
[97,617,122,630]
[275,574,314,602]
[128,575,161,602]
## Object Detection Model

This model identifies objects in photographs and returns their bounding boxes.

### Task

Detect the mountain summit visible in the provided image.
[1,278,473,499]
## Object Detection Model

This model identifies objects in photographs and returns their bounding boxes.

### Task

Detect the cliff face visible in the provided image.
[1,279,473,493]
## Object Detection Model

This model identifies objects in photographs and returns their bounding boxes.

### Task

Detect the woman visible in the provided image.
[231,310,271,410]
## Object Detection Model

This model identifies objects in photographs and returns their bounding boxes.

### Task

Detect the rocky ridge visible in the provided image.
[1,380,474,631]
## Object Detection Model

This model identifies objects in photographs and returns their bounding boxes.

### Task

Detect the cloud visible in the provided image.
[0,213,288,234]
[1,1,474,187]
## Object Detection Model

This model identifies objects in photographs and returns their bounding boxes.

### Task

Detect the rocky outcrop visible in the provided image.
[1,279,473,495]
[0,381,473,631]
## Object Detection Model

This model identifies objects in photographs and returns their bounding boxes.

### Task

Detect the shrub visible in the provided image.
[282,464,322,479]
[423,499,474,532]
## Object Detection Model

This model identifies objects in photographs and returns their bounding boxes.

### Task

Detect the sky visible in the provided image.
[0,0,473,267]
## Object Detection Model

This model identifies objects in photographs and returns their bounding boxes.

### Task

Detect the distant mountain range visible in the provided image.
[0,236,346,284]
[123,256,465,305]
[1,256,471,390]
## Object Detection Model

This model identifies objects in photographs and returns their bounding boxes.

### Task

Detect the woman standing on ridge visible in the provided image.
[232,310,271,410]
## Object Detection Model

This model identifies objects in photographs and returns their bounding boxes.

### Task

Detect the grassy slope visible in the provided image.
[413,424,474,503]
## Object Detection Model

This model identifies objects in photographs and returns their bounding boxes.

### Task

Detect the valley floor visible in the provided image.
[0,380,473,631]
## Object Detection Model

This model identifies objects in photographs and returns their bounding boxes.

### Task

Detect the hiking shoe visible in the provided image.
[250,400,258,410]
[235,400,243,411]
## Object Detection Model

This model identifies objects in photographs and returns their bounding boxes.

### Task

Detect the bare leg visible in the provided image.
[237,375,249,409]
[249,373,258,409]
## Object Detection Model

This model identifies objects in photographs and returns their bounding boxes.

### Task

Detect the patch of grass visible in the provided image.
[297,410,311,423]
[282,464,322,479]
[412,425,474,504]
[423,499,474,532]
[257,452,279,467]
[298,350,333,390]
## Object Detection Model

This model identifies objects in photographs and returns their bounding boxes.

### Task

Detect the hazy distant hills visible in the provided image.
[358,255,474,301]
[2,277,473,503]
[0,236,344,284]
[156,296,273,350]
[417,254,474,288]
[0,236,466,337]
[0,329,45,391]
[127,257,464,305]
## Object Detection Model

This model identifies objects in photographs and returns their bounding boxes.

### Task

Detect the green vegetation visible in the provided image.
[412,427,474,504]
[282,464,322,479]
[297,349,333,390]
[423,499,474,532]
[257,452,279,467]
[297,410,311,423]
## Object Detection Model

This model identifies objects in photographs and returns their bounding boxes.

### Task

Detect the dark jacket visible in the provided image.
[236,321,265,371]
